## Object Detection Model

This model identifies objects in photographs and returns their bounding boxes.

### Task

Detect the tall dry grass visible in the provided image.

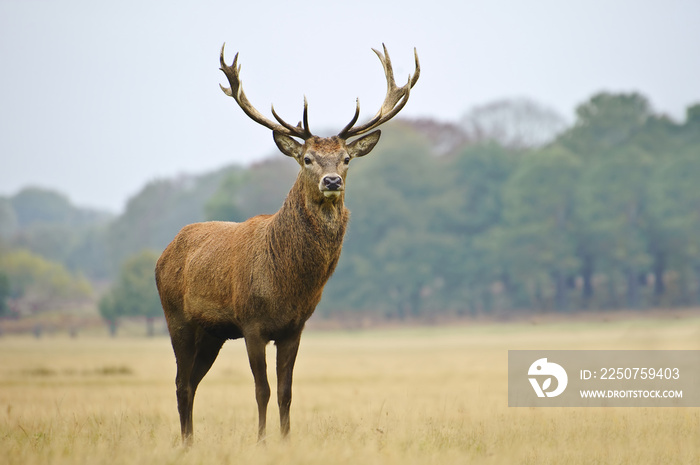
[1,315,698,464]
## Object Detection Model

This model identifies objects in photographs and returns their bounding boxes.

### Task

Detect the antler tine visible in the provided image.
[219,43,312,140]
[338,44,420,139]
[410,47,421,87]
[302,96,311,135]
[375,44,396,100]
[271,97,312,139]
[338,98,361,137]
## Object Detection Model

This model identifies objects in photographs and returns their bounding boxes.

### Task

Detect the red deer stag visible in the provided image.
[155,43,420,445]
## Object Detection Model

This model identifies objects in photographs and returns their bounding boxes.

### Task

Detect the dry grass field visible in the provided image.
[1,314,699,465]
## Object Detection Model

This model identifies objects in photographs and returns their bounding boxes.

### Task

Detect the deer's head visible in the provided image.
[219,44,420,204]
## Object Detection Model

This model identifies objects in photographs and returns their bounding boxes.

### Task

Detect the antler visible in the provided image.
[338,44,420,139]
[219,43,312,140]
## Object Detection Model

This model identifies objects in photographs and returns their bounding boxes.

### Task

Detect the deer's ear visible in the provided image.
[273,131,304,159]
[347,130,381,158]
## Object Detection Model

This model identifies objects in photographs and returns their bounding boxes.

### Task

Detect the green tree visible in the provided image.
[98,292,123,337]
[0,249,92,315]
[205,169,248,221]
[647,149,700,305]
[205,159,297,222]
[0,271,9,317]
[101,250,162,336]
[556,92,661,309]
[0,198,18,239]
[560,92,652,156]
[438,143,516,314]
[575,147,654,309]
[2,188,112,280]
[10,187,75,227]
[500,146,581,311]
[107,168,237,275]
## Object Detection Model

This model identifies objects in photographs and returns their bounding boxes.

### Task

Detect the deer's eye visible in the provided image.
[344,156,350,165]
[304,157,312,165]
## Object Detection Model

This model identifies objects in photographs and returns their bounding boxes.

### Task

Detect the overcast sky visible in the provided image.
[1,0,698,212]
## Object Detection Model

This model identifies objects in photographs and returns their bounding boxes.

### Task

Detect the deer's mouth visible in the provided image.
[322,189,343,199]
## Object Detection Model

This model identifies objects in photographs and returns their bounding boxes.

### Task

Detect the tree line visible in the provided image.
[1,92,699,328]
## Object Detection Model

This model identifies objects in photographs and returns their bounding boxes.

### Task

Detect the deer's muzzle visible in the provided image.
[320,174,344,198]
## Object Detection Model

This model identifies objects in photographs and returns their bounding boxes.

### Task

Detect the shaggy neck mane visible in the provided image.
[265,176,349,285]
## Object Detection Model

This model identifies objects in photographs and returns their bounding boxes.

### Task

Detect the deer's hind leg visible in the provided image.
[170,322,224,446]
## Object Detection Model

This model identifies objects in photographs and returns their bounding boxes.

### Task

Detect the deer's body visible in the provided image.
[157,44,419,445]
[157,178,348,342]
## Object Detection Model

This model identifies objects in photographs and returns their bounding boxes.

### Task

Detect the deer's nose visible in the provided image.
[322,175,343,191]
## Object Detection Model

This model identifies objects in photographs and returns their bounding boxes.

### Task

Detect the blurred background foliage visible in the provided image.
[1,92,699,332]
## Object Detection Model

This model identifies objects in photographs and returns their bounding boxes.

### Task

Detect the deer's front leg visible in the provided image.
[276,332,302,438]
[245,335,270,442]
